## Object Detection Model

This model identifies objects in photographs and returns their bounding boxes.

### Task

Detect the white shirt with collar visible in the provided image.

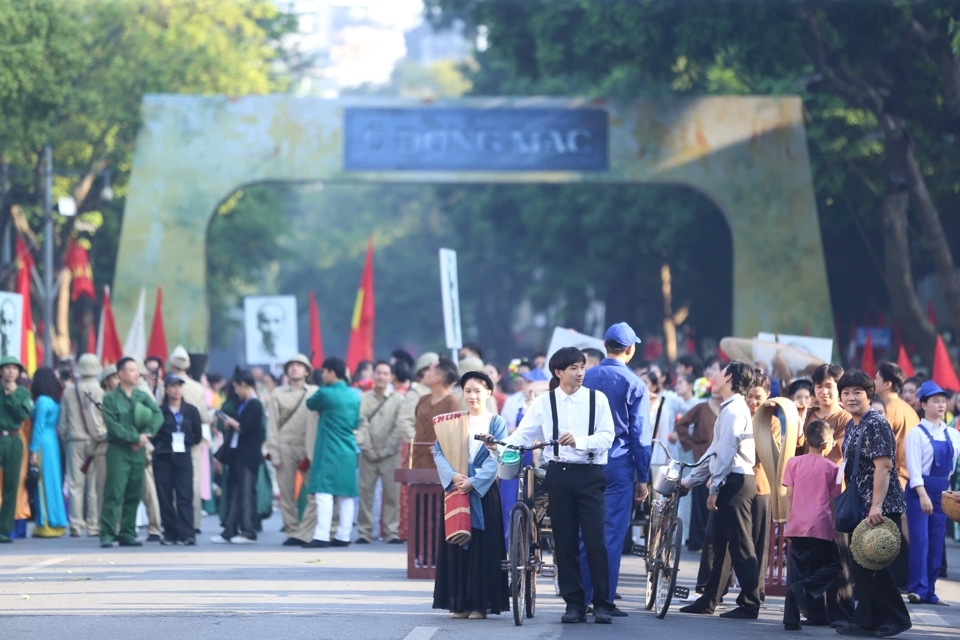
[504,385,615,464]
[905,418,960,488]
[686,393,755,495]
[501,391,526,431]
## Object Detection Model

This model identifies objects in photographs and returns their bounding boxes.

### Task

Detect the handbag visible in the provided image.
[834,423,865,534]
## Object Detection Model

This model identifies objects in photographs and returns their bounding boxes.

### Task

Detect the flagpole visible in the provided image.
[42,145,53,367]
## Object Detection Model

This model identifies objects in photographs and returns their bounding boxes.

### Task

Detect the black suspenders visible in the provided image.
[549,389,596,462]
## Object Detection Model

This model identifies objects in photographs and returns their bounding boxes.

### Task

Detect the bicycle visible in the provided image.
[475,435,558,626]
[641,441,713,619]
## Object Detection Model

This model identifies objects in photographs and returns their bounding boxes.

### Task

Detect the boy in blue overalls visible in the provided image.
[904,381,960,605]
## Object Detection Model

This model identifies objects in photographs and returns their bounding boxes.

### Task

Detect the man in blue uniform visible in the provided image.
[579,322,651,617]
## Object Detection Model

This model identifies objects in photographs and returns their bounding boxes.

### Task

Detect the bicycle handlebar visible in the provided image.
[473,434,558,451]
[654,440,715,470]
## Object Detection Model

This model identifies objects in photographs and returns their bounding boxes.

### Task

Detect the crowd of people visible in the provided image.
[0,324,959,637]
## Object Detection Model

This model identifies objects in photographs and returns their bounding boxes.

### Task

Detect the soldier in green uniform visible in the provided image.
[0,356,33,543]
[99,357,163,548]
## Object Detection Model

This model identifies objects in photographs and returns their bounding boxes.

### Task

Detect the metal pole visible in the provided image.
[1,161,9,265]
[43,145,53,367]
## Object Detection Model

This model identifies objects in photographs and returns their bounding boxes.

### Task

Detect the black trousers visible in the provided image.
[698,474,761,614]
[752,494,770,601]
[546,462,612,614]
[222,465,258,540]
[891,515,909,589]
[809,530,855,623]
[783,537,842,626]
[153,451,195,542]
[850,514,911,631]
[688,483,710,551]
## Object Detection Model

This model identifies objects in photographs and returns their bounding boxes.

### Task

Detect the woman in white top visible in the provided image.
[904,381,960,605]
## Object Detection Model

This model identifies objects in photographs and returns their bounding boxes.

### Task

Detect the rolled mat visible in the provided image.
[444,490,471,546]
[753,397,800,523]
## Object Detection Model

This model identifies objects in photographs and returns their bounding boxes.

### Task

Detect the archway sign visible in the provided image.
[114,95,833,351]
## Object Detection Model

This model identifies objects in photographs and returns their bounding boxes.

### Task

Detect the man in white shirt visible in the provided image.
[501,347,616,624]
[679,361,762,619]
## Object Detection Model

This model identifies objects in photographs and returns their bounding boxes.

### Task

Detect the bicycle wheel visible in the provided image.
[525,526,538,618]
[655,517,682,619]
[510,509,527,626]
[644,521,660,611]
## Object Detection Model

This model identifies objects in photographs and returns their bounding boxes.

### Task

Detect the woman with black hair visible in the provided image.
[29,367,67,537]
[211,369,264,544]
[433,370,510,619]
[153,374,203,545]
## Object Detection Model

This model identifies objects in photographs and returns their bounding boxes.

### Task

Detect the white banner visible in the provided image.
[439,248,462,350]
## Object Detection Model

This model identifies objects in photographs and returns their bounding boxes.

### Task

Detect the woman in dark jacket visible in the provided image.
[152,373,203,545]
[211,369,264,544]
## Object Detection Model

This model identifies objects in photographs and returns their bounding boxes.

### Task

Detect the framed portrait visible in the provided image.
[244,295,298,365]
[0,291,23,361]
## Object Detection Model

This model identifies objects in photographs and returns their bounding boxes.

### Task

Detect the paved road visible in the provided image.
[2,511,959,639]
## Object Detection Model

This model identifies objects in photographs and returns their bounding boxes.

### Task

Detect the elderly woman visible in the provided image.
[432,371,510,620]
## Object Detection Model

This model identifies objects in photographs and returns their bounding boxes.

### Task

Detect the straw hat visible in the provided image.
[76,354,103,378]
[753,397,800,523]
[457,356,485,378]
[851,517,901,571]
[168,345,191,371]
[283,353,312,376]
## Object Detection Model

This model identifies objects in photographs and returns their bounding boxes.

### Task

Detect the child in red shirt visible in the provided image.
[782,420,843,630]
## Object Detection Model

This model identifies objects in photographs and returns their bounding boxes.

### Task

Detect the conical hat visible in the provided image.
[753,397,800,523]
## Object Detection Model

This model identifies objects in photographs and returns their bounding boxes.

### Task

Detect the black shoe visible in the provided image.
[831,620,850,629]
[160,538,177,546]
[561,610,586,624]
[355,537,370,545]
[680,602,713,615]
[614,592,622,600]
[875,622,912,638]
[387,538,404,544]
[784,623,802,631]
[118,539,143,547]
[100,540,114,548]
[594,610,613,624]
[182,538,196,546]
[303,539,330,549]
[802,618,831,627]
[330,539,351,547]
[834,623,875,636]
[194,528,201,534]
[70,532,82,538]
[146,534,161,542]
[609,606,628,617]
[282,537,306,547]
[719,607,758,620]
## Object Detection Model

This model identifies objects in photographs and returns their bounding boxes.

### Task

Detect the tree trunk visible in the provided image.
[878,116,937,358]
[905,143,960,348]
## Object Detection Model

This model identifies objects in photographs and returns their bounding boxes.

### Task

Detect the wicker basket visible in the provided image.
[942,491,960,524]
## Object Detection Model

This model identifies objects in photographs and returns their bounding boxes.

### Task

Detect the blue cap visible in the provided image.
[917,380,948,403]
[520,368,549,382]
[603,322,641,348]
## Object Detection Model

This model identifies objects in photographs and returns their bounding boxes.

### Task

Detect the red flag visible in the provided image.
[928,301,937,326]
[309,290,324,369]
[97,286,123,366]
[860,332,876,377]
[345,236,375,373]
[15,241,37,375]
[146,286,168,362]
[63,238,96,301]
[86,322,97,355]
[896,345,915,378]
[932,335,960,391]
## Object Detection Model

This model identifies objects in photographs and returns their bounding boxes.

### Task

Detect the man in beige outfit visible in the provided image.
[356,361,408,544]
[266,354,319,546]
[57,354,107,537]
[167,346,212,532]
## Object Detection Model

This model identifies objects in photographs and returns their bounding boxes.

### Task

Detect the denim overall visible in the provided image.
[905,424,955,603]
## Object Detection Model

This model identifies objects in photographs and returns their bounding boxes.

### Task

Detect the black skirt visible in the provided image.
[433,485,510,614]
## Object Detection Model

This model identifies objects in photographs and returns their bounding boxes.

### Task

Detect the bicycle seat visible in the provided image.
[532,468,547,480]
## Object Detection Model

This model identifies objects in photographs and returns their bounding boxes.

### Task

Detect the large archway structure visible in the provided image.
[115,95,833,350]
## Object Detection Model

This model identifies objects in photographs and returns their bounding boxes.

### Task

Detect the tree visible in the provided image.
[0,0,296,356]
[426,0,960,364]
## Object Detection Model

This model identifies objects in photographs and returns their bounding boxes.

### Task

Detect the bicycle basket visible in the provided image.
[653,462,681,495]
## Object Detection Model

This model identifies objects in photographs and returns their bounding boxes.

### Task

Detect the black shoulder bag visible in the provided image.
[834,424,865,534]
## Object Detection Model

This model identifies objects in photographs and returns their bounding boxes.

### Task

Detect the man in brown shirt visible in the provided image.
[677,393,719,552]
[412,357,461,469]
